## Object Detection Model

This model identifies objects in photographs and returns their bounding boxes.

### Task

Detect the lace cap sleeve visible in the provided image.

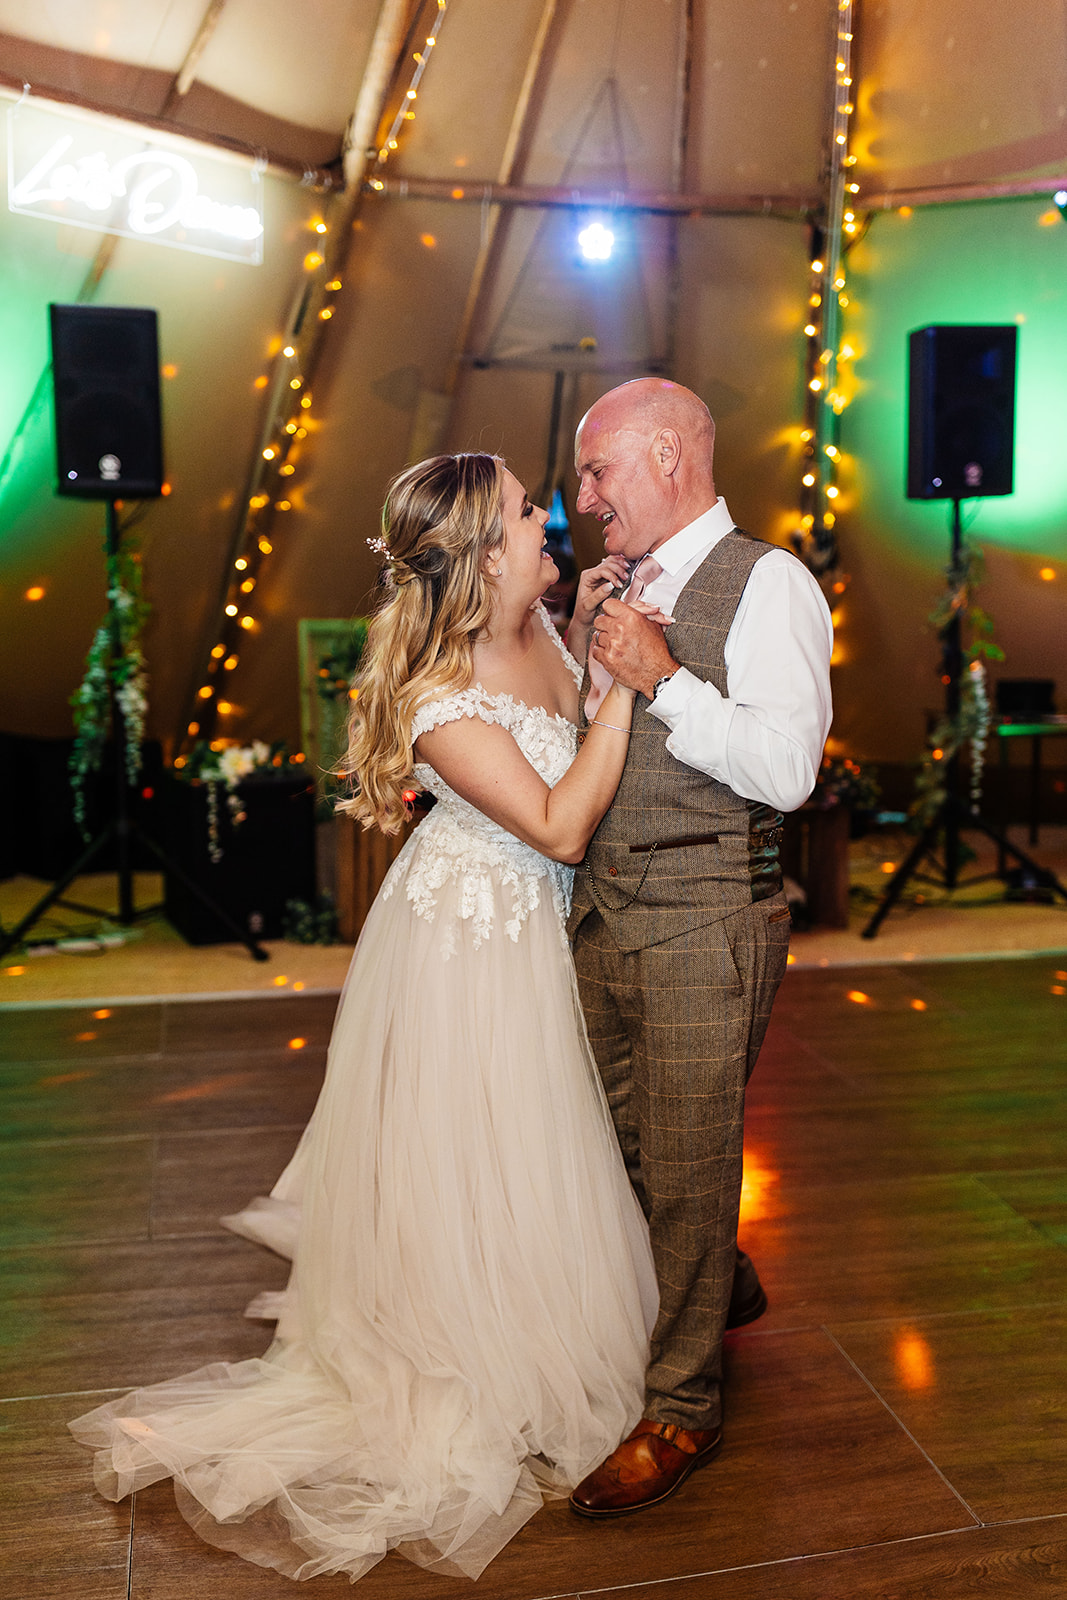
[411,686,495,743]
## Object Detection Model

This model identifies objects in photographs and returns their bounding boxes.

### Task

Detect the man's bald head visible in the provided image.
[579,378,715,464]
[574,379,718,557]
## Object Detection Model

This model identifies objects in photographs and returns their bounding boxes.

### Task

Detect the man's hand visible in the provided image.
[590,596,677,700]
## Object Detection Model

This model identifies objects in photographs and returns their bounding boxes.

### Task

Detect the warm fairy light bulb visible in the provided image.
[211,644,225,658]
[370,177,385,189]
[258,538,272,554]
[809,377,823,391]
[300,395,312,408]
[319,308,333,320]
[283,344,296,357]
[290,378,302,389]
[800,429,814,442]
[826,485,840,499]
[802,472,816,487]
[326,279,342,290]
[835,134,847,146]
[276,500,291,511]
[240,578,255,592]
[198,685,213,699]
[225,603,238,616]
[847,182,860,193]
[224,655,238,670]
[811,258,824,273]
[279,463,296,476]
[406,89,417,100]
[262,447,276,460]
[809,292,821,306]
[833,275,846,289]
[240,616,255,630]
[314,221,327,234]
[304,252,324,269]
[840,343,855,360]
[801,513,814,529]
[285,422,298,434]
[187,721,200,735]
[804,323,817,337]
[25,585,45,601]
[235,557,248,570]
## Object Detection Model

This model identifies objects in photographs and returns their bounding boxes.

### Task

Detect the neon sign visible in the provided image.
[7,98,264,264]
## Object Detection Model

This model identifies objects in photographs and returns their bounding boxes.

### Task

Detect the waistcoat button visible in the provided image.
[608,866,618,877]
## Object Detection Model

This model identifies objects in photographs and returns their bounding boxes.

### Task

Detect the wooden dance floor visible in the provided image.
[2,957,1066,1598]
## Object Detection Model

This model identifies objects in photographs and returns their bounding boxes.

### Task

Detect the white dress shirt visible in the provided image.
[639,498,834,813]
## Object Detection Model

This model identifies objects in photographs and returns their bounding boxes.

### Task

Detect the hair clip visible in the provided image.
[366,536,391,558]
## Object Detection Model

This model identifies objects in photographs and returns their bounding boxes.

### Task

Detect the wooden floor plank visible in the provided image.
[592,1519,1067,1598]
[829,1304,1067,1522]
[0,1394,131,1599]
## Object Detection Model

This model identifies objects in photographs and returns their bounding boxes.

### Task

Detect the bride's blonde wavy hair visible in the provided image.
[337,452,505,833]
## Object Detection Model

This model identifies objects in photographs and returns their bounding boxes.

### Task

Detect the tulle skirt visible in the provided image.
[70,846,657,1582]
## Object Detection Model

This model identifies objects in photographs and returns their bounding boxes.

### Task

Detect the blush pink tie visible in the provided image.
[584,554,664,718]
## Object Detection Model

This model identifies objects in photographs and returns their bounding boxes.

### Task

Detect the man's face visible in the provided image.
[574,415,668,562]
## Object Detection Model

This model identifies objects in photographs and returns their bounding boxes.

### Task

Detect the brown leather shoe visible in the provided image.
[569,1419,722,1517]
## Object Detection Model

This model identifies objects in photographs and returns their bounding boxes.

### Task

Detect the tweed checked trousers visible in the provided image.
[573,893,791,1431]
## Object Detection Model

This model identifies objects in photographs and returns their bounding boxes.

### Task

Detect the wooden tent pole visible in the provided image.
[176,0,414,751]
[407,0,564,462]
[663,0,695,377]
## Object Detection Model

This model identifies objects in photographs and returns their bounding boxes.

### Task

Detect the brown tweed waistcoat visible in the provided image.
[568,527,784,952]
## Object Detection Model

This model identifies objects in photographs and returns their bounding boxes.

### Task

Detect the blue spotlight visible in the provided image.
[578,217,615,262]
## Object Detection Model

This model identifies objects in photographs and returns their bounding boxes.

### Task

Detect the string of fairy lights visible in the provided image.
[792,0,861,584]
[178,0,448,759]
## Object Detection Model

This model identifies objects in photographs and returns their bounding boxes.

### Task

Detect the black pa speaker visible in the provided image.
[907,324,1017,500]
[49,304,164,498]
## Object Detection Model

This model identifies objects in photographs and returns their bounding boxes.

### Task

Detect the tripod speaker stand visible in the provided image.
[862,498,1067,938]
[0,502,268,963]
[0,304,267,963]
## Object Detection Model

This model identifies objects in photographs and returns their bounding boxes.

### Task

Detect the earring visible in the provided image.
[491,565,502,576]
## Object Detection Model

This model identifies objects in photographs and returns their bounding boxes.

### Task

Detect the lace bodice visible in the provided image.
[381,607,583,954]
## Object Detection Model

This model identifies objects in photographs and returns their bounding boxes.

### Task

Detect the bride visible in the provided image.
[70,452,663,1583]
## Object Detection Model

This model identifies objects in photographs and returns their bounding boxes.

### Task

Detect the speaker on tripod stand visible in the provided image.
[0,305,268,963]
[862,323,1066,937]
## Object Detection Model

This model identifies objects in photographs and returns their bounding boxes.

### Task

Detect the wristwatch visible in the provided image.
[652,669,679,700]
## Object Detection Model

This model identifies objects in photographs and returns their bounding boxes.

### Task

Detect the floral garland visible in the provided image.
[912,542,1003,829]
[69,538,150,840]
[175,739,299,861]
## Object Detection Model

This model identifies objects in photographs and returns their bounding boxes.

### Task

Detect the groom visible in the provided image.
[567,378,833,1516]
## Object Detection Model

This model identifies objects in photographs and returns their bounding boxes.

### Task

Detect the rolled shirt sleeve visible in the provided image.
[647,551,834,813]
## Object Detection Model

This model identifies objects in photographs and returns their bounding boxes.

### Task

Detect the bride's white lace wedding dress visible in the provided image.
[70,607,656,1583]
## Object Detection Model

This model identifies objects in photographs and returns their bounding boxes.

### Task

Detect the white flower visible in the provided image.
[252,739,271,767]
[219,746,256,785]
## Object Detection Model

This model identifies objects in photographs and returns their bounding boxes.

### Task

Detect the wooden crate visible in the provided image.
[334,812,416,942]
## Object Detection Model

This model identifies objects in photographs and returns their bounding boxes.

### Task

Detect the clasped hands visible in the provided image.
[570,553,677,701]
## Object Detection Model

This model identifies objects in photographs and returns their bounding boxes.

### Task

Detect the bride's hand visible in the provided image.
[572,554,628,628]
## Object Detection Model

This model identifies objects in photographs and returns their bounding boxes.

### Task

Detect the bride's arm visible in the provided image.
[414,681,635,865]
[565,554,627,666]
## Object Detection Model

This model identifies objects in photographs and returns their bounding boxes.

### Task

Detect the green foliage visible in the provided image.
[912,542,1001,830]
[315,619,368,705]
[814,756,881,811]
[69,536,150,839]
[282,893,339,945]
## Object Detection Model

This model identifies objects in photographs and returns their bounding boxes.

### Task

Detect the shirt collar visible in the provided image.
[646,497,734,576]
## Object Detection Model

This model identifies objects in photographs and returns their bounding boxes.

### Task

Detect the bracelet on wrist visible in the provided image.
[590,718,630,733]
